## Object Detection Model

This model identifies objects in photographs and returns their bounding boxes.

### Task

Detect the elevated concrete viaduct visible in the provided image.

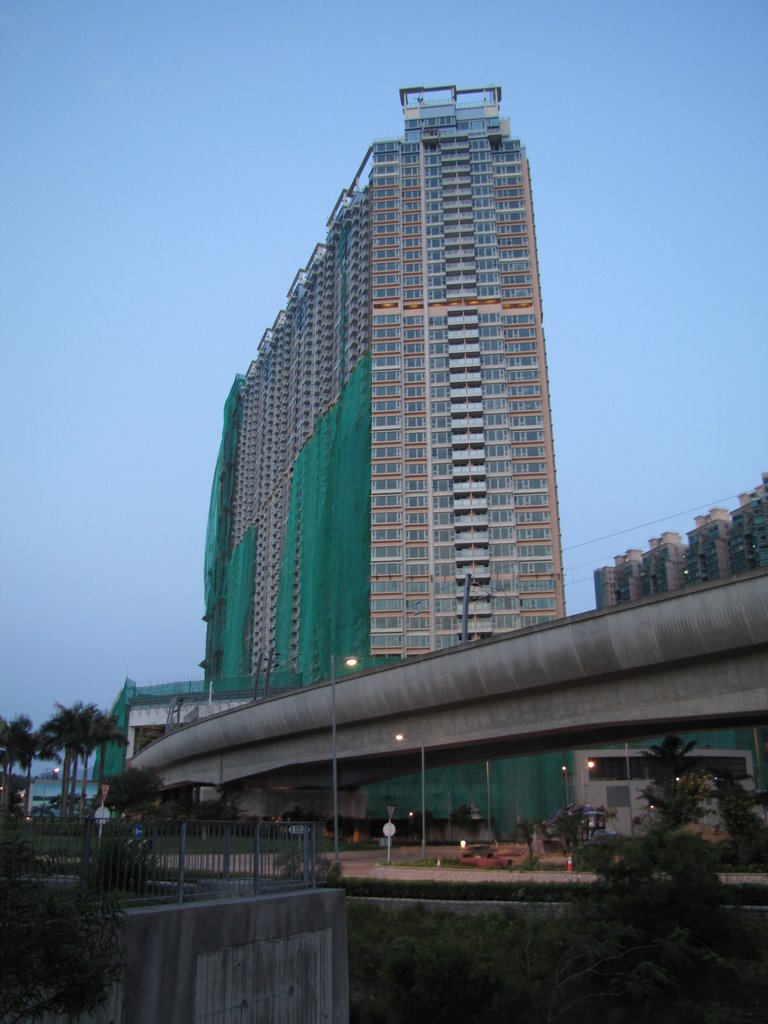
[133,572,768,792]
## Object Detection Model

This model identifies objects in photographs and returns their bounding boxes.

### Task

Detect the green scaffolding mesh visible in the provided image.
[94,679,138,780]
[274,352,372,683]
[203,376,246,679]
[364,726,763,838]
[365,752,572,839]
[219,524,257,680]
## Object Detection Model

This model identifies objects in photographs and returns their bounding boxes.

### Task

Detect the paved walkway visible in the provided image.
[337,846,584,884]
[337,847,768,886]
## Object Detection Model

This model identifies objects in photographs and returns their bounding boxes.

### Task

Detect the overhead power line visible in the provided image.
[562,495,739,553]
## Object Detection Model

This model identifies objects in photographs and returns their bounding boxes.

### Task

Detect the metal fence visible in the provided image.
[12,819,327,906]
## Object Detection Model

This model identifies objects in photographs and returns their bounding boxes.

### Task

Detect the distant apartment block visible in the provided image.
[594,473,768,609]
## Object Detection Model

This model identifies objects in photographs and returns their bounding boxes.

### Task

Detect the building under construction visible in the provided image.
[104,89,762,832]
[204,85,563,691]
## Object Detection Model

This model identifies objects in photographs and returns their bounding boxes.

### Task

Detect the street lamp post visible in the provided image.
[582,759,595,802]
[561,765,569,807]
[624,742,635,835]
[395,731,426,859]
[330,655,358,865]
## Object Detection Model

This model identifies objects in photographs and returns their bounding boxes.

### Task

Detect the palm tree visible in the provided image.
[0,715,11,816]
[0,714,37,817]
[40,704,127,817]
[40,703,89,818]
[640,734,706,828]
[14,719,43,817]
[79,709,126,814]
[642,734,698,785]
[92,711,127,787]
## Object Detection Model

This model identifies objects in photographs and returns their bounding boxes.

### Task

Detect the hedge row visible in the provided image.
[339,876,588,903]
[338,875,768,907]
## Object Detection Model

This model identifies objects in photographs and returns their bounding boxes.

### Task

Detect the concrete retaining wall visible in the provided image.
[51,890,348,1023]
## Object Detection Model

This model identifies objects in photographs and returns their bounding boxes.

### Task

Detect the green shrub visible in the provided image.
[339,875,586,904]
[0,828,123,1022]
[92,835,157,895]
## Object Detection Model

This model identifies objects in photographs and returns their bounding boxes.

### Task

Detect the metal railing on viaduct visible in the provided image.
[133,571,768,791]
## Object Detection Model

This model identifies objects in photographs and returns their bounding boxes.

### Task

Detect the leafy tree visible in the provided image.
[189,790,242,821]
[590,827,724,945]
[714,772,768,866]
[640,734,710,827]
[641,769,712,828]
[581,828,768,1019]
[0,826,123,1022]
[106,766,162,816]
[346,831,768,1023]
[449,803,478,837]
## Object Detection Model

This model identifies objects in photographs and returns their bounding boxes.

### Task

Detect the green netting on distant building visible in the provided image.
[203,376,246,680]
[364,726,765,838]
[274,353,372,683]
[94,679,138,780]
[220,524,257,679]
[365,752,572,839]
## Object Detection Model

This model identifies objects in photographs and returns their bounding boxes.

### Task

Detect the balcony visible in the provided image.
[450,384,483,400]
[454,513,488,528]
[451,447,486,460]
[450,424,485,436]
[453,479,487,493]
[450,387,484,400]
[452,462,487,478]
[456,546,490,561]
[455,531,490,545]
[453,497,488,510]
[459,601,493,616]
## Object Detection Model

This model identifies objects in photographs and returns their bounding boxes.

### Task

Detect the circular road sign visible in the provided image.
[382,822,396,837]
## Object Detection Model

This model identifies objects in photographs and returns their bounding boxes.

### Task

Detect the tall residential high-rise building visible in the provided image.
[204,86,564,688]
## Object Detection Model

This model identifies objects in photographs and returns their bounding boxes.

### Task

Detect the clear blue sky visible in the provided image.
[1,0,766,729]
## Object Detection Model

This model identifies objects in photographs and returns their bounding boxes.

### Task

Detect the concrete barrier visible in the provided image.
[48,889,348,1023]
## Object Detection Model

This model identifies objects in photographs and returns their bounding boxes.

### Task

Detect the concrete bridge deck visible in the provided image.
[133,571,768,790]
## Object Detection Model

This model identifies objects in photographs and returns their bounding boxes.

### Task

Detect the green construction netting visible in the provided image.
[364,726,763,838]
[93,679,138,780]
[203,375,246,679]
[274,352,372,684]
[219,524,258,679]
[365,752,573,839]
